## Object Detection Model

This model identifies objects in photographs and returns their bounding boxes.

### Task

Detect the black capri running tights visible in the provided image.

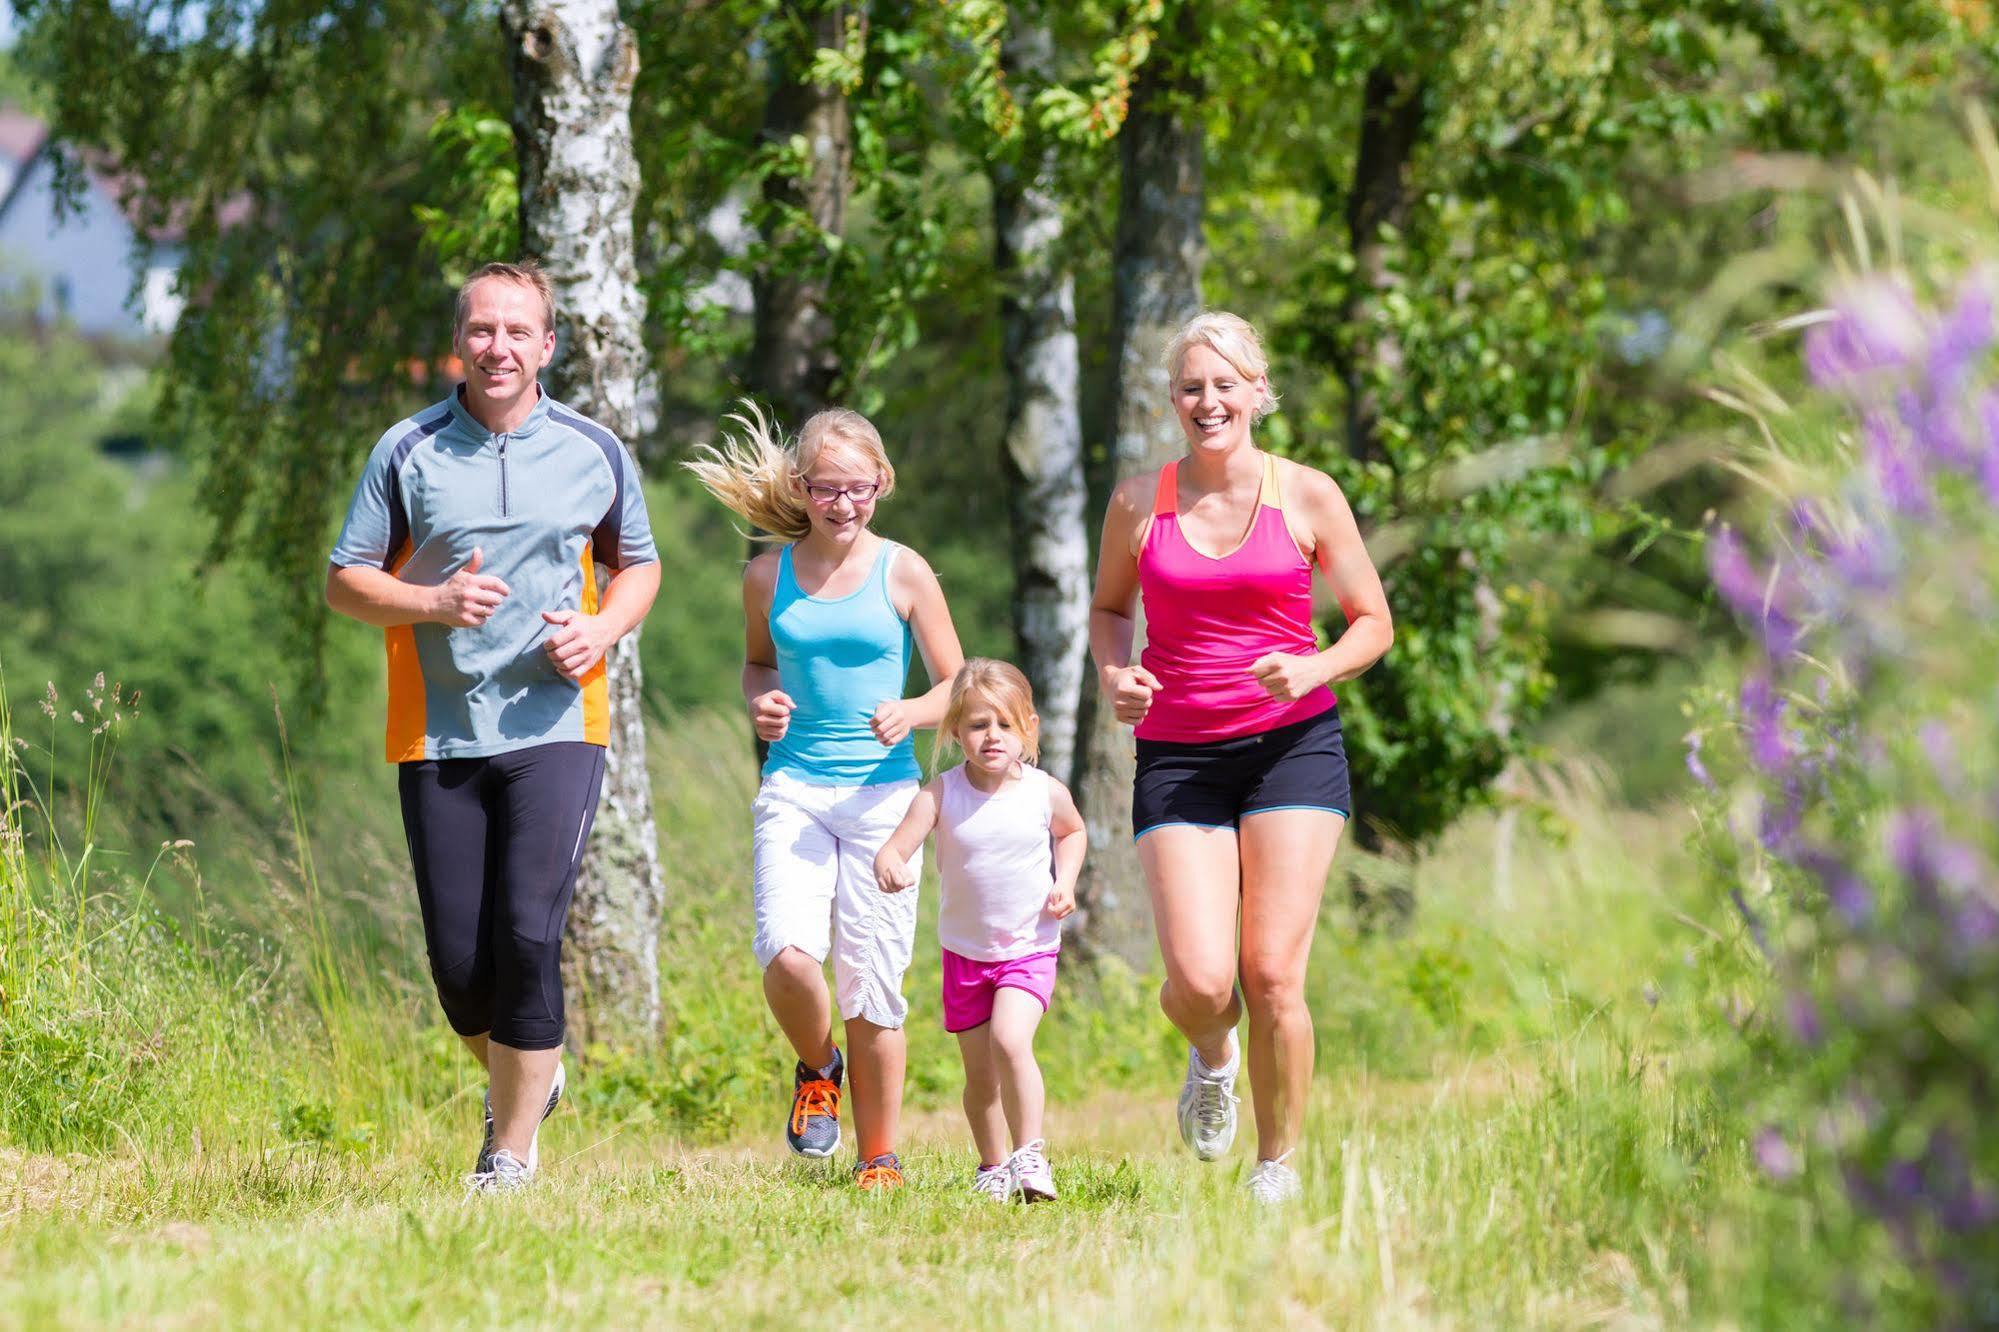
[397,741,606,1051]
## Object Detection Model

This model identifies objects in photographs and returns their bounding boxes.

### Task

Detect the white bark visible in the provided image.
[993,8,1087,787]
[1074,46,1205,961]
[504,0,665,1047]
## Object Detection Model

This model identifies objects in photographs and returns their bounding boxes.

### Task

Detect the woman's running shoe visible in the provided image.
[1176,1033,1240,1161]
[1247,1150,1301,1205]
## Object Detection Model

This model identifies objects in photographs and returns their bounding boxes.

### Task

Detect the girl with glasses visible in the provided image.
[686,403,965,1191]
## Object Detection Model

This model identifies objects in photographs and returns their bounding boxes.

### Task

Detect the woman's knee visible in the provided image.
[1161,971,1237,1023]
[1240,954,1308,1018]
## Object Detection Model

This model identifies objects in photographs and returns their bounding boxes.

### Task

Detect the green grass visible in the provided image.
[0,689,1798,1328]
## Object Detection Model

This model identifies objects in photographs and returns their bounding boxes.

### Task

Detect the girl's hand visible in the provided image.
[1247,652,1327,703]
[875,848,917,893]
[870,699,916,747]
[751,689,795,742]
[1106,665,1162,726]
[1046,881,1076,920]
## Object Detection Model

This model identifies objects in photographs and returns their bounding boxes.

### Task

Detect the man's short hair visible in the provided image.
[455,261,556,335]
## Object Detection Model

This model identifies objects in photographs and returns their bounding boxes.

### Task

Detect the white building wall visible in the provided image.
[0,154,176,339]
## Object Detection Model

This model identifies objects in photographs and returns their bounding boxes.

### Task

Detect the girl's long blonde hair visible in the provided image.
[683,400,897,542]
[940,659,1041,767]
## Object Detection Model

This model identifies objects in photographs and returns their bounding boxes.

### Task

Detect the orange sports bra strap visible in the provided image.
[1152,461,1179,518]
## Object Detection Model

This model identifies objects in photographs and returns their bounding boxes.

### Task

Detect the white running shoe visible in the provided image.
[972,1162,1012,1202]
[1247,1150,1301,1205]
[477,1060,567,1175]
[467,1147,534,1194]
[1176,1033,1240,1161]
[1006,1139,1056,1202]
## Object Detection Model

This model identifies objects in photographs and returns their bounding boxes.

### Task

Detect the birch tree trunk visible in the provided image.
[1073,39,1205,961]
[991,3,1087,787]
[749,0,850,428]
[503,0,665,1048]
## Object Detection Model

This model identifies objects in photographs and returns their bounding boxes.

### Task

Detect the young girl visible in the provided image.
[873,659,1087,1202]
[686,403,965,1191]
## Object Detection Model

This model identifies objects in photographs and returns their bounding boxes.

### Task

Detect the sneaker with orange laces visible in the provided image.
[786,1048,843,1158]
[853,1152,904,1191]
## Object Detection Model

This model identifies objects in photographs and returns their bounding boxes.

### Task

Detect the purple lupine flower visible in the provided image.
[1760,784,1803,852]
[1929,269,1995,393]
[1740,673,1791,772]
[1952,899,1999,948]
[1708,525,1766,621]
[1934,838,1985,893]
[1759,607,1804,661]
[1919,394,1977,471]
[1805,278,1927,390]
[1825,520,1896,592]
[1798,847,1872,927]
[1866,410,1933,517]
[1755,1126,1803,1181]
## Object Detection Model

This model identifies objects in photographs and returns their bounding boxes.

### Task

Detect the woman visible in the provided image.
[1089,311,1393,1204]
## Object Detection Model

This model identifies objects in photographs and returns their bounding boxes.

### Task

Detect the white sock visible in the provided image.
[1195,1029,1238,1078]
[815,1050,841,1081]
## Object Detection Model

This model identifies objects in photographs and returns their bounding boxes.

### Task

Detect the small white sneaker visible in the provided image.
[972,1162,1012,1202]
[1247,1150,1301,1205]
[467,1147,534,1194]
[1176,1033,1240,1161]
[1006,1140,1056,1202]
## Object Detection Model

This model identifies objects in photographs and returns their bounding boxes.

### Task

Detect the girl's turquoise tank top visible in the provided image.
[764,540,920,786]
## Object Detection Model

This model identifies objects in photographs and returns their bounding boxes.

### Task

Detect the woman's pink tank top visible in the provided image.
[1135,454,1335,742]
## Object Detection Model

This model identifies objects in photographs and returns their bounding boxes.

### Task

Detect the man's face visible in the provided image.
[455,277,555,405]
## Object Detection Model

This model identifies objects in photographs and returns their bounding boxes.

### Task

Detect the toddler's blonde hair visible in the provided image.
[940,659,1041,768]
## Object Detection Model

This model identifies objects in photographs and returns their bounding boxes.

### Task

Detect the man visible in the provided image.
[327,261,661,1190]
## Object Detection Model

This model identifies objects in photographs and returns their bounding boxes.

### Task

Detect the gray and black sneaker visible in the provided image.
[785,1047,844,1158]
[476,1060,568,1175]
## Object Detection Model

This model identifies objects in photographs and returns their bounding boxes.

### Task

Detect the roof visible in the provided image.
[0,106,46,166]
[0,103,250,244]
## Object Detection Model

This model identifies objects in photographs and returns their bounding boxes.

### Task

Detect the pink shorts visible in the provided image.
[940,947,1060,1033]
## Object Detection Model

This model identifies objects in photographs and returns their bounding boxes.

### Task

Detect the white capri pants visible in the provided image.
[750,769,921,1029]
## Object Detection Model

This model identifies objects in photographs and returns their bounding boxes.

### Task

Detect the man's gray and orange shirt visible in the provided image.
[331,388,658,762]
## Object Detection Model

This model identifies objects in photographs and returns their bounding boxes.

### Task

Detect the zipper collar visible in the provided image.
[448,382,553,447]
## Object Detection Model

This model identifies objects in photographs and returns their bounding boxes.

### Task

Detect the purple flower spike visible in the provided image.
[1740,674,1791,772]
[1805,278,1928,391]
[1886,808,1943,895]
[1866,410,1933,517]
[1755,1127,1802,1181]
[1930,269,1996,392]
[1953,899,1999,948]
[1708,525,1765,620]
[1798,847,1872,927]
